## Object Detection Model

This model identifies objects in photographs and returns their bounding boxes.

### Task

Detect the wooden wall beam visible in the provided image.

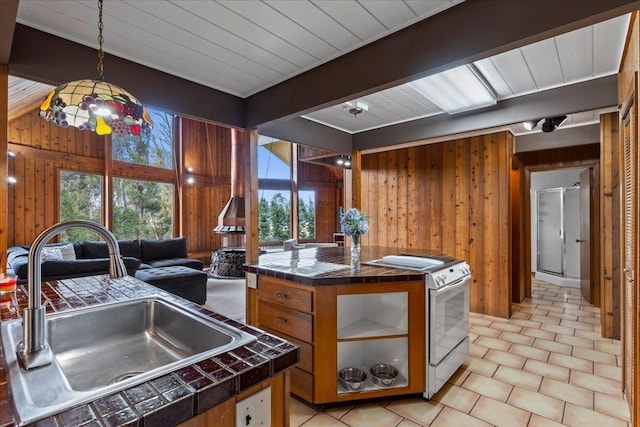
[0,1,18,63]
[1,64,8,272]
[8,142,104,171]
[245,128,259,264]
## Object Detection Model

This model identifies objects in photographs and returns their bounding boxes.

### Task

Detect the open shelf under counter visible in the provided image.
[338,319,408,340]
[337,369,408,395]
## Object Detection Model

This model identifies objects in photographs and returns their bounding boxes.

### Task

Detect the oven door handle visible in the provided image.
[432,275,471,296]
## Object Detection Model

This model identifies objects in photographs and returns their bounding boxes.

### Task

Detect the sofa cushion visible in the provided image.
[140,237,188,262]
[146,258,204,271]
[81,240,141,259]
[41,247,63,261]
[58,243,77,260]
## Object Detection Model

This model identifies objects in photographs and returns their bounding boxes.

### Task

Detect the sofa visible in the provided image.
[6,237,207,303]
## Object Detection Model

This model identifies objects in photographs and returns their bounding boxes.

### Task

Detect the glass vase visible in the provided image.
[350,234,361,260]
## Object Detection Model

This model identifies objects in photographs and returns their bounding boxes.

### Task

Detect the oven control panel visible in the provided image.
[430,262,471,290]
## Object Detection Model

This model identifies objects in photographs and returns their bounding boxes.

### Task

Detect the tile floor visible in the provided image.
[290,280,630,426]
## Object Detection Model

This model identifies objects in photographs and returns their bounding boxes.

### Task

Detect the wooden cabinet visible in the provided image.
[250,276,425,404]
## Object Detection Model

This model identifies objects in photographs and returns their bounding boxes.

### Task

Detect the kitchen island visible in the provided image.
[244,246,456,405]
[0,275,299,427]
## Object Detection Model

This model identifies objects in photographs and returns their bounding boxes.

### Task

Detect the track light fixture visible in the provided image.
[541,115,567,133]
[335,155,351,169]
[522,116,567,133]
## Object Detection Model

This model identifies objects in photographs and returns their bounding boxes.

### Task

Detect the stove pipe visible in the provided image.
[214,129,245,234]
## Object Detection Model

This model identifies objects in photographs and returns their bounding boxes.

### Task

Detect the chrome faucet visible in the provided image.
[18,220,127,370]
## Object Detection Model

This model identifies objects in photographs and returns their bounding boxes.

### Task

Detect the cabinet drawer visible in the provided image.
[291,367,313,403]
[259,280,313,312]
[258,301,313,343]
[261,326,313,373]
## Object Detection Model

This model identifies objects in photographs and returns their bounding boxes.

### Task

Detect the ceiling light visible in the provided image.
[409,64,496,114]
[343,156,352,167]
[523,120,539,131]
[336,156,345,166]
[39,0,151,136]
[344,101,368,118]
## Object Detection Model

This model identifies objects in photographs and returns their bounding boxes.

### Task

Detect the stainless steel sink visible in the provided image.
[1,297,257,425]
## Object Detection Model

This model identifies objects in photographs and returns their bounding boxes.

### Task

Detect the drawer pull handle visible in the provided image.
[275,292,288,299]
[275,317,288,324]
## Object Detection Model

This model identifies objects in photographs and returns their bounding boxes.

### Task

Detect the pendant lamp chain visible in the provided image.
[39,0,152,136]
[97,0,105,80]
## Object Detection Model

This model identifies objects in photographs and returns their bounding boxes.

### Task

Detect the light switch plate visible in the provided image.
[246,272,257,289]
[235,386,270,426]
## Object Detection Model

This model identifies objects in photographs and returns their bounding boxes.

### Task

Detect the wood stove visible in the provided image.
[211,129,246,278]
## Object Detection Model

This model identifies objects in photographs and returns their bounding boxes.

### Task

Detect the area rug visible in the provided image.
[203,277,246,322]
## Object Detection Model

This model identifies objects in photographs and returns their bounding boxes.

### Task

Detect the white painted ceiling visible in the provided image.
[13,1,629,137]
[303,13,630,134]
[16,0,462,98]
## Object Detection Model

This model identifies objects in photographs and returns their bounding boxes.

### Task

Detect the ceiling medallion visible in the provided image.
[343,101,368,119]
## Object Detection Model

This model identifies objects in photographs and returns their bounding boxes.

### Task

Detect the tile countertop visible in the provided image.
[243,246,457,285]
[0,275,299,427]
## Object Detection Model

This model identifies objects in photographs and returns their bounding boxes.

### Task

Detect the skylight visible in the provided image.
[409,64,497,114]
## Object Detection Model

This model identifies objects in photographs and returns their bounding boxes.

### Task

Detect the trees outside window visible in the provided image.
[110,107,175,240]
[112,178,174,240]
[298,190,316,240]
[258,190,291,241]
[112,108,174,169]
[59,171,102,242]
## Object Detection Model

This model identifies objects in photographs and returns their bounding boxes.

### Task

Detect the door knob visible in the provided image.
[576,239,583,243]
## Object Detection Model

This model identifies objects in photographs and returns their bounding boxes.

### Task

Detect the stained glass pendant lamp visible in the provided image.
[39,0,151,136]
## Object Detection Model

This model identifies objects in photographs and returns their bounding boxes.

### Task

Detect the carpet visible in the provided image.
[203,277,246,322]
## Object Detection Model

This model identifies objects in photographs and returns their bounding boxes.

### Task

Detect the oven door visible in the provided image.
[429,275,470,364]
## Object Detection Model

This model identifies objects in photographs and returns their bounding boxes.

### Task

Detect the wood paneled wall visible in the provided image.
[360,131,514,318]
[7,109,106,247]
[600,113,621,339]
[180,119,232,259]
[0,65,8,272]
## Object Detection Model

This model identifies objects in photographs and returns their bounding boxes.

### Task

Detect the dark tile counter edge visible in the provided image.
[0,275,300,427]
[242,246,462,285]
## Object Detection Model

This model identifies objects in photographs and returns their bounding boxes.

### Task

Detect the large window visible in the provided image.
[112,108,174,169]
[59,171,102,242]
[112,178,174,240]
[258,138,292,242]
[298,190,316,240]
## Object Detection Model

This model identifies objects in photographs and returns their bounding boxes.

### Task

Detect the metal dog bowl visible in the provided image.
[370,364,398,387]
[338,367,367,390]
